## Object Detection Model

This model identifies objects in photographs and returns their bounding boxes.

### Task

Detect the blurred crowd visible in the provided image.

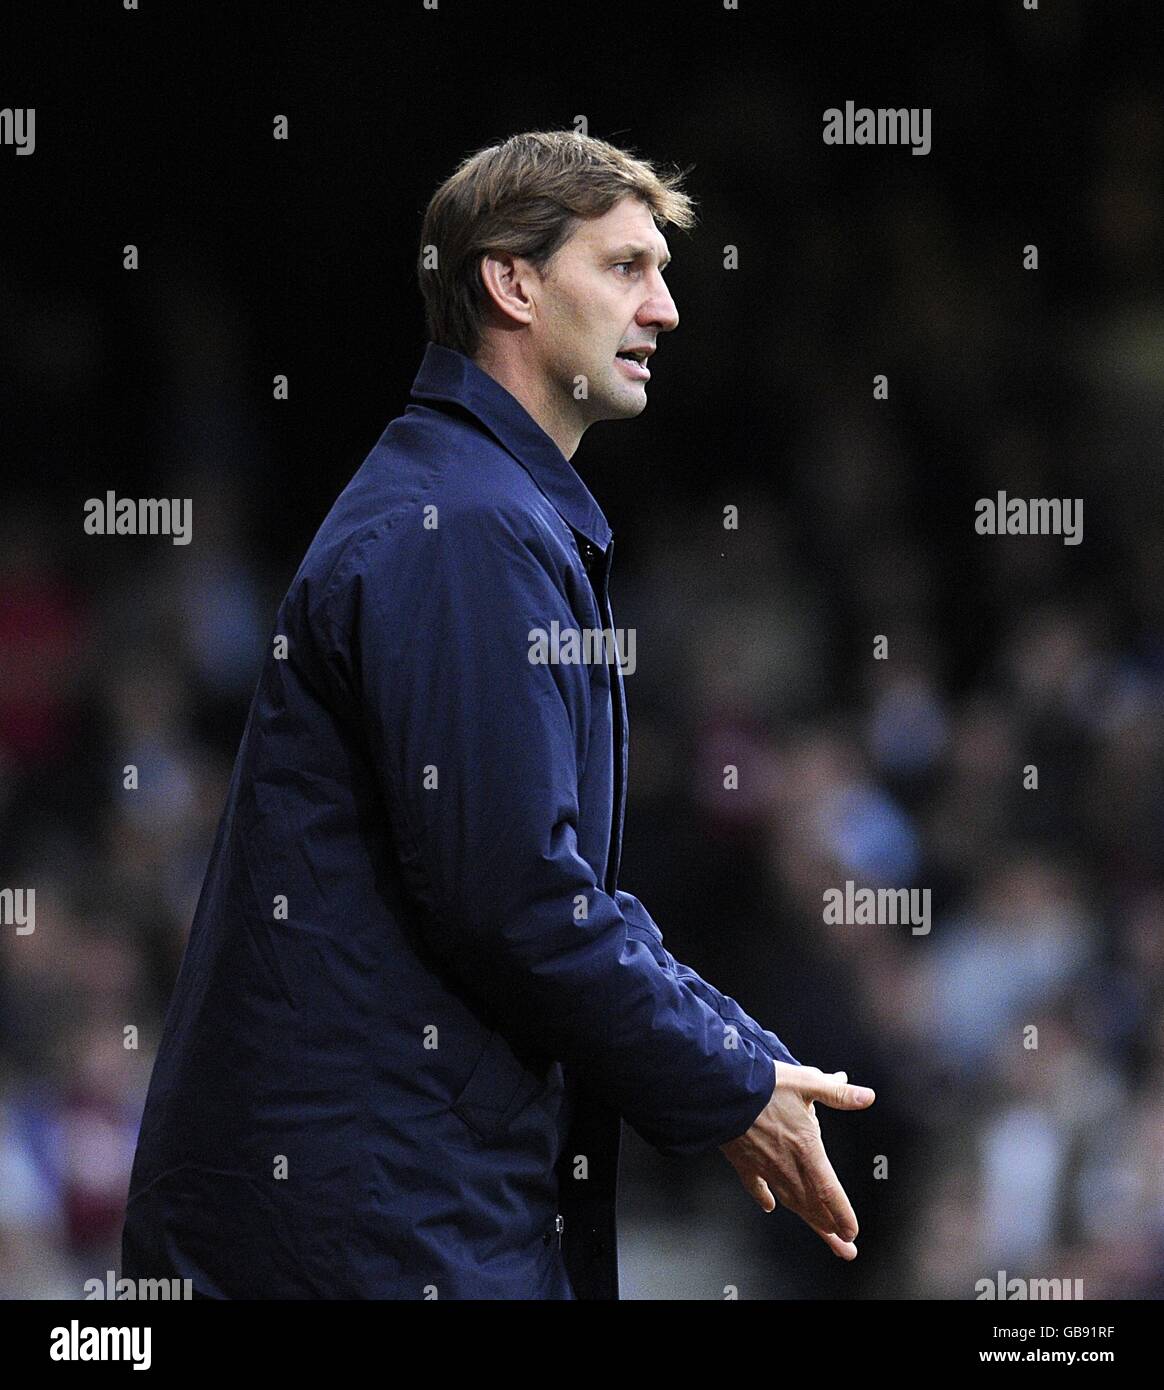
[2,26,1162,1298]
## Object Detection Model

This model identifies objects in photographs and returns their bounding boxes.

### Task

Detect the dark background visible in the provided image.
[2,0,1163,1298]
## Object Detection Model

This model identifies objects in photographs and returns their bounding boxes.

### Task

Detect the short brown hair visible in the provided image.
[417,130,696,358]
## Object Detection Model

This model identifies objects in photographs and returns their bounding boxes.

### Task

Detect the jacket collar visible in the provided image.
[408,342,612,552]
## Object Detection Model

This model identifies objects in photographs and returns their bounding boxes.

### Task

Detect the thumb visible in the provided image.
[794,1066,876,1110]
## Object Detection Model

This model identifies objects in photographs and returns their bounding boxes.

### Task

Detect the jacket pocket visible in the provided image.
[450,1027,553,1142]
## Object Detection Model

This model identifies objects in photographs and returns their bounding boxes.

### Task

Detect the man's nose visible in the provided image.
[638,276,679,333]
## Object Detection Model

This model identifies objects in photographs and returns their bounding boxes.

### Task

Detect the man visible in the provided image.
[121,130,874,1300]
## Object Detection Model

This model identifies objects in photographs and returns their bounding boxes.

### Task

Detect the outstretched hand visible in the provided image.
[720,1062,875,1260]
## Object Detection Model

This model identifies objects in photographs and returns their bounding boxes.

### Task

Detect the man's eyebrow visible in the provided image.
[606,242,672,268]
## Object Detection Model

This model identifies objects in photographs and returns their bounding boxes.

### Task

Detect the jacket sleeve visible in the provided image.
[330,501,776,1156]
[614,889,800,1068]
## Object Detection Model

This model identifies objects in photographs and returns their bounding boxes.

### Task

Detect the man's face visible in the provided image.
[527,195,679,427]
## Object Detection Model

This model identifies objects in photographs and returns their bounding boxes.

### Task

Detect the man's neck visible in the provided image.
[472,347,582,461]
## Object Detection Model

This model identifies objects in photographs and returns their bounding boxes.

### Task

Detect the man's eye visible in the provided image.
[613,261,636,275]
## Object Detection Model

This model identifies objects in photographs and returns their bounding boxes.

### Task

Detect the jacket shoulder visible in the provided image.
[284,408,586,656]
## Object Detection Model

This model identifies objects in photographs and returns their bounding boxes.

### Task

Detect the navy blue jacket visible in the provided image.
[121,342,799,1299]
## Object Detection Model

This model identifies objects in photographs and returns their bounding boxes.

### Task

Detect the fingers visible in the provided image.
[748,1063,871,1256]
[739,1169,776,1213]
[778,1062,875,1111]
[811,1225,859,1261]
[794,1136,859,1241]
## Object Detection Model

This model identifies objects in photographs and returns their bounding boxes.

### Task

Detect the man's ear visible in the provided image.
[479,251,536,328]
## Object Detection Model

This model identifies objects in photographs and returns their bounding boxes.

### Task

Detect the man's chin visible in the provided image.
[594,385,649,420]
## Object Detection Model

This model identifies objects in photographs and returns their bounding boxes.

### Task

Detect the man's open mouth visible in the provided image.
[615,349,651,379]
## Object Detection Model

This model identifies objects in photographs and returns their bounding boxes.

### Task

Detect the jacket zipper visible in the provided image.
[580,534,624,898]
[599,540,623,896]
